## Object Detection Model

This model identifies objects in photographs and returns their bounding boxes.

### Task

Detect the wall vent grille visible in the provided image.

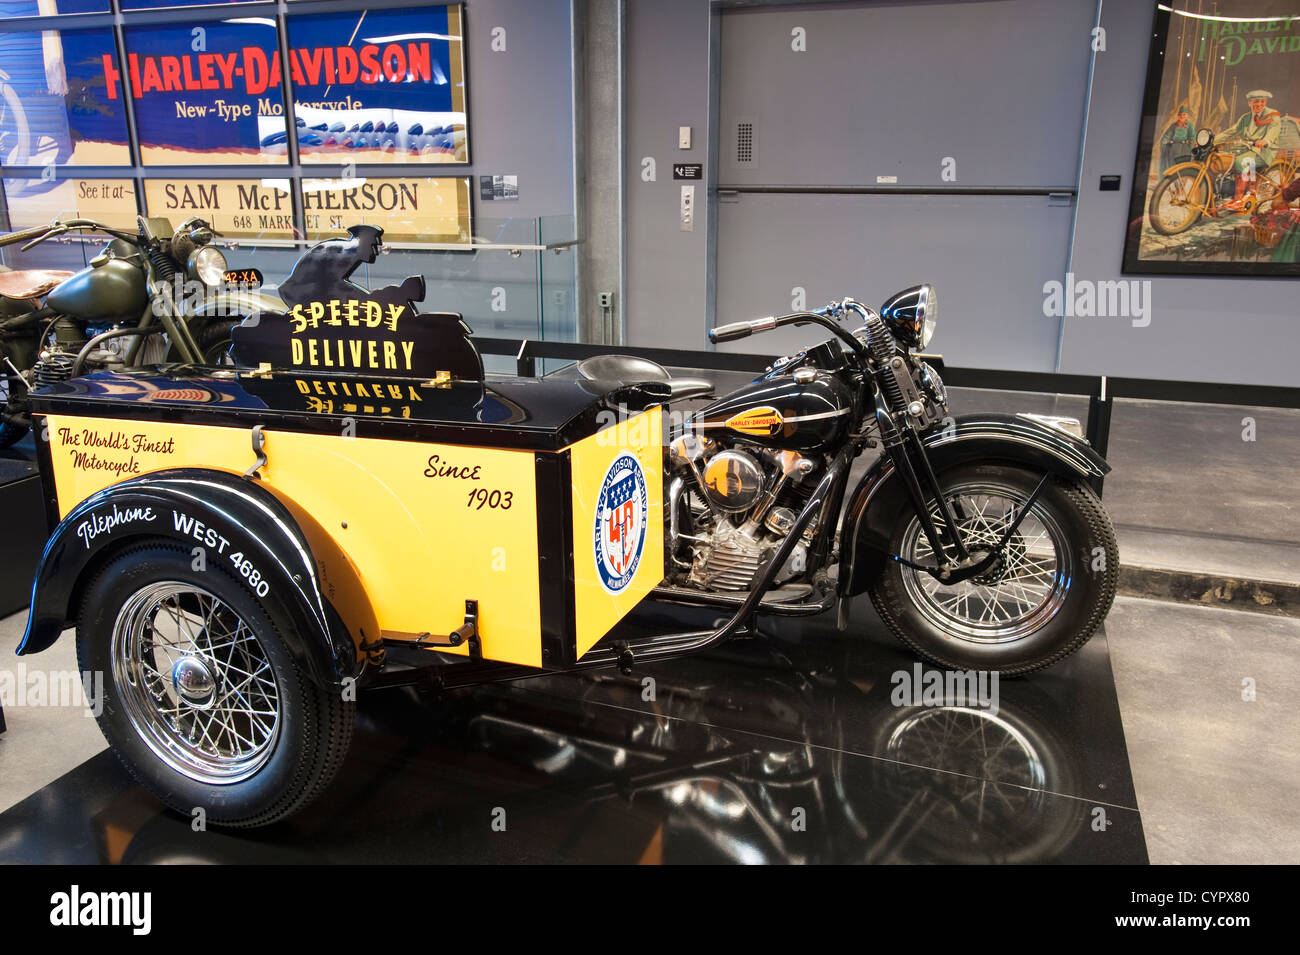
[736,122,754,164]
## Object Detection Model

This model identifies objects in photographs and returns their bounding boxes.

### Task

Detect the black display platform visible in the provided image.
[0,444,45,619]
[0,597,1147,863]
[0,438,46,737]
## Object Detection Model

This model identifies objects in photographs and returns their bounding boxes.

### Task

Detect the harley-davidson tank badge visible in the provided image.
[594,452,648,594]
[725,406,784,436]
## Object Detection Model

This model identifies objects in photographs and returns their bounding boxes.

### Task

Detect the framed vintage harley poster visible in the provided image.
[1123,0,1300,276]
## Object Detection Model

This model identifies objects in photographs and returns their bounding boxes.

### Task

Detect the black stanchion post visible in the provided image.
[516,340,537,377]
[1086,375,1113,498]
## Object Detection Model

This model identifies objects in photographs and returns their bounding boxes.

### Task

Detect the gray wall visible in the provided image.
[718,0,1092,189]
[461,0,577,226]
[711,0,1092,369]
[623,0,1300,387]
[624,0,714,350]
[714,193,1076,370]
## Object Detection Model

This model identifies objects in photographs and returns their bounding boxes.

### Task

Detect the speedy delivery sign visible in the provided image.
[111,5,466,166]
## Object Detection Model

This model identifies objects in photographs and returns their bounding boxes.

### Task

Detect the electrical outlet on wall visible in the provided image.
[680,185,695,232]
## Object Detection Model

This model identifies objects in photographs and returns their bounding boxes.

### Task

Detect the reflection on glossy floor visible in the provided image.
[0,598,1146,864]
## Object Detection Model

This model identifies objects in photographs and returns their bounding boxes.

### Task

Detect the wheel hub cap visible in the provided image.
[172,656,217,709]
[111,581,281,784]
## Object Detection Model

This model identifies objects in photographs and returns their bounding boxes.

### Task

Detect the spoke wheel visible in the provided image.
[900,481,1072,643]
[112,581,281,784]
[1148,170,1207,235]
[78,543,354,827]
[866,463,1118,675]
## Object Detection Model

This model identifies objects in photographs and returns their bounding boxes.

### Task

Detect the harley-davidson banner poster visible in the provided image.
[117,4,466,166]
[1123,0,1300,276]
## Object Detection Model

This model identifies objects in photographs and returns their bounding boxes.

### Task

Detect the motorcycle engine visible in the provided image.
[31,321,164,388]
[668,435,820,592]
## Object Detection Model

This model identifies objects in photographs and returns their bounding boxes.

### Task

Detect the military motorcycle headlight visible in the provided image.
[188,246,228,287]
[880,283,937,350]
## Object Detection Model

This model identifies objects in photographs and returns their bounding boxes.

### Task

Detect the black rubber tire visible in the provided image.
[1148,168,1207,235]
[867,463,1119,676]
[76,543,353,827]
[195,319,238,366]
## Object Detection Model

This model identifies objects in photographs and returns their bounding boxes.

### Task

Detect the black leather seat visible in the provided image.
[576,354,714,401]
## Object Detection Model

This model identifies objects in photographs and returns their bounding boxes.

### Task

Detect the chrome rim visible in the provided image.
[885,707,1045,792]
[900,481,1072,643]
[111,582,281,784]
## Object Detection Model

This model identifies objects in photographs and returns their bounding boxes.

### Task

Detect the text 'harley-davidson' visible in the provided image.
[618,288,1119,674]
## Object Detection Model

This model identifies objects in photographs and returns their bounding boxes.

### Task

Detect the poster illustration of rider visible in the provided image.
[1124,1,1300,277]
[1217,90,1281,210]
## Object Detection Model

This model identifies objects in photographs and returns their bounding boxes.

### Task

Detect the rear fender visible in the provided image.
[18,468,358,687]
[839,413,1110,597]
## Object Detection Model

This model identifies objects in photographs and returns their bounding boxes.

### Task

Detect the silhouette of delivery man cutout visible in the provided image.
[280,224,422,318]
[244,224,483,381]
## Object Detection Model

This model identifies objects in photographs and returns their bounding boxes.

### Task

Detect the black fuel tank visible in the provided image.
[46,257,147,320]
[693,371,854,452]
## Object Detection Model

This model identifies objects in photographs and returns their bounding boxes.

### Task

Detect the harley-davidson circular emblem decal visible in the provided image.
[593,452,648,594]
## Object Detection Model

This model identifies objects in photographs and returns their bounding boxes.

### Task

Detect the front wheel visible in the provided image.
[1148,167,1208,235]
[76,543,354,826]
[867,463,1118,675]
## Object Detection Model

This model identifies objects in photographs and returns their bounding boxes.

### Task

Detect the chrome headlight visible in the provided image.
[880,283,937,350]
[187,246,228,287]
[1196,127,1213,148]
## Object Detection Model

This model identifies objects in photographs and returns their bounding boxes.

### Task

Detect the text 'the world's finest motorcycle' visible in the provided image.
[609,288,1119,675]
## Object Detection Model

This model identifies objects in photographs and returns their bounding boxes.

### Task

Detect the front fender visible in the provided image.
[18,468,357,687]
[838,413,1110,597]
[189,287,285,320]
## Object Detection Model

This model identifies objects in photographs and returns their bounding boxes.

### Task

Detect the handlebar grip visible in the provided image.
[709,321,756,343]
[0,225,52,249]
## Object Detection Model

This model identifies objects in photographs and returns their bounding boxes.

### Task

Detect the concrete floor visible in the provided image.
[0,613,106,813]
[2,594,1296,864]
[1103,597,1300,864]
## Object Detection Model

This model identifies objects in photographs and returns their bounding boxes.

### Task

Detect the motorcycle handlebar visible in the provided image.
[710,308,870,357]
[0,224,54,249]
[708,316,776,343]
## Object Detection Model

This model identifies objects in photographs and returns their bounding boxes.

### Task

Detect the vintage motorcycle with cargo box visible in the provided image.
[13,226,1118,826]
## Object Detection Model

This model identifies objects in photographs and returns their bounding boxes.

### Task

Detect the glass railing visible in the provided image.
[0,213,580,375]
